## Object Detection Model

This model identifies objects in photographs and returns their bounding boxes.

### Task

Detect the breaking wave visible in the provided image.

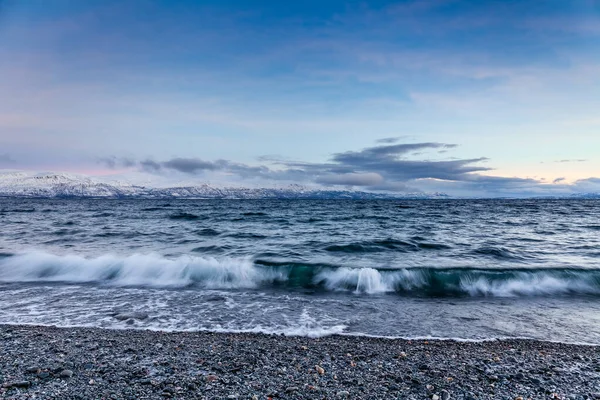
[1,251,600,297]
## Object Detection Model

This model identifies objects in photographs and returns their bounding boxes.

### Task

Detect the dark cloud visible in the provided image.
[0,153,15,164]
[99,156,135,169]
[138,158,219,174]
[136,157,307,182]
[332,142,457,165]
[139,159,162,172]
[553,177,566,184]
[302,142,487,183]
[162,158,220,173]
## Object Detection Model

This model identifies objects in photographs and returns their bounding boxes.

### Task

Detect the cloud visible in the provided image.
[139,159,162,173]
[573,177,600,192]
[98,156,135,169]
[316,173,384,186]
[332,142,457,163]
[0,153,15,164]
[314,142,487,183]
[553,177,566,184]
[555,159,587,163]
[376,137,402,144]
[162,158,221,173]
[256,154,288,162]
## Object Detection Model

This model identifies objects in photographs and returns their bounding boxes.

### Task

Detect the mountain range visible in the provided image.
[0,171,448,199]
[1,171,598,199]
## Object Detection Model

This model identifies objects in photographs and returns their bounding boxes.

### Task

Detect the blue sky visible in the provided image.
[0,0,599,196]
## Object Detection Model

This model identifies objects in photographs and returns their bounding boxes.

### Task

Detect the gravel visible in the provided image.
[1,324,599,399]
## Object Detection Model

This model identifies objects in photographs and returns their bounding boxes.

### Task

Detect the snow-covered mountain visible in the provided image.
[0,171,448,199]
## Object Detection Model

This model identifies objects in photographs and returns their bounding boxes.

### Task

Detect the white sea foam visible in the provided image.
[314,267,427,294]
[460,273,600,297]
[0,251,284,288]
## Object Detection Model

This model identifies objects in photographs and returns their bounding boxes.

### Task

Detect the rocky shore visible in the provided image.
[1,325,599,400]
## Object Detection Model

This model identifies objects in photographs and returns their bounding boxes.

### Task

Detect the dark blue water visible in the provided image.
[1,199,600,343]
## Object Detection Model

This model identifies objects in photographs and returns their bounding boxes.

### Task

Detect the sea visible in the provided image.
[1,198,599,344]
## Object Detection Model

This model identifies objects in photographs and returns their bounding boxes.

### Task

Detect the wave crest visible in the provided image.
[0,252,284,288]
[1,251,600,297]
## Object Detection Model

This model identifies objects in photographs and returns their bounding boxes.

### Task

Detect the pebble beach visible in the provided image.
[1,325,599,400]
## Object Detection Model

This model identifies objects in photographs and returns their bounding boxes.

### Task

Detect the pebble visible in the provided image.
[60,369,74,378]
[514,372,525,380]
[5,381,30,388]
[37,371,50,379]
[0,325,596,399]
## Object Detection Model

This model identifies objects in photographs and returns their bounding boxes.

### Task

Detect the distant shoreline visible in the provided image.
[1,324,598,399]
[2,195,600,199]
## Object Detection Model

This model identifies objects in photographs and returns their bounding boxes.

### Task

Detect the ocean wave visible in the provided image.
[196,228,221,237]
[0,251,285,289]
[2,208,36,213]
[168,212,203,221]
[1,251,600,297]
[471,246,528,260]
[241,212,268,217]
[324,239,417,253]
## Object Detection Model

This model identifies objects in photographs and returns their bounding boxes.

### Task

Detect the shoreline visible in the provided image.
[3,321,600,347]
[1,325,599,399]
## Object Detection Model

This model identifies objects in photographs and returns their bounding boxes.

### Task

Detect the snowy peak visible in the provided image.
[0,170,448,199]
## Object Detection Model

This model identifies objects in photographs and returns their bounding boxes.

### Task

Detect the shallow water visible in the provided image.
[1,198,599,343]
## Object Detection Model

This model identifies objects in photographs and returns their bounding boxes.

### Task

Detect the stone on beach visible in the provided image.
[60,369,74,378]
[4,381,30,388]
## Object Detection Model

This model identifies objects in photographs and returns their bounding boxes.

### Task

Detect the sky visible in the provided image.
[0,0,599,197]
